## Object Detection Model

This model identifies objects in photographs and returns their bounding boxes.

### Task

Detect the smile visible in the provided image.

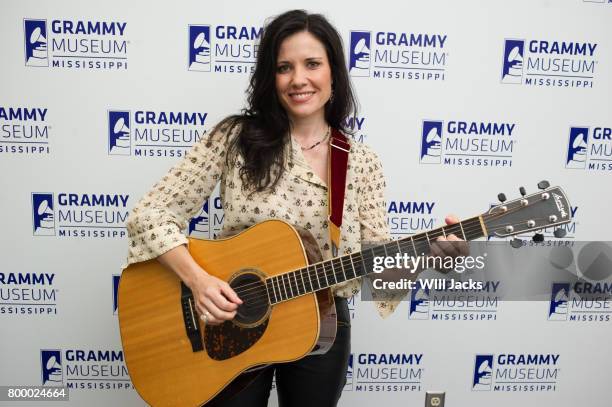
[288,91,315,101]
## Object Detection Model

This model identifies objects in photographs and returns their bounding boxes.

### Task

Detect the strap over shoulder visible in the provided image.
[328,128,350,256]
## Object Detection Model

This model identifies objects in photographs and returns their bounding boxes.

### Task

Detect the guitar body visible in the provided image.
[118,220,337,406]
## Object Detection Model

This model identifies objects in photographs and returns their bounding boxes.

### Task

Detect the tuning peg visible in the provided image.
[519,187,526,196]
[532,233,544,243]
[554,228,567,238]
[510,238,523,248]
[497,193,507,203]
[537,180,550,190]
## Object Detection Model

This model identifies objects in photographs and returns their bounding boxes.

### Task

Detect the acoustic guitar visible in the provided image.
[118,182,572,406]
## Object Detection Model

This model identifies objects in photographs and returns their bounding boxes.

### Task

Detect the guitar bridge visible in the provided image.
[181,282,204,353]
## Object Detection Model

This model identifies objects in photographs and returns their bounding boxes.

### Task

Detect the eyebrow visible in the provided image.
[277,57,324,64]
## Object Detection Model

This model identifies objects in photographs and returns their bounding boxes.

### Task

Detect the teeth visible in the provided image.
[290,92,314,100]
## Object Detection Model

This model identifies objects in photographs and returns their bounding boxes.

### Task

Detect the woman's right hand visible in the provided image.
[188,270,243,326]
[157,245,242,326]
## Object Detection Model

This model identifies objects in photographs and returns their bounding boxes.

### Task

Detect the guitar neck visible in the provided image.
[265,216,486,304]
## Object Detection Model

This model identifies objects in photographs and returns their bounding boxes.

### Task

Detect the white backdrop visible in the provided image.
[1,0,611,406]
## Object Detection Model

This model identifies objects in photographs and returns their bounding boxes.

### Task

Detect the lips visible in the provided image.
[288,91,315,102]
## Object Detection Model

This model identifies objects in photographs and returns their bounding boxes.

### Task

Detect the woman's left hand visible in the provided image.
[429,215,470,270]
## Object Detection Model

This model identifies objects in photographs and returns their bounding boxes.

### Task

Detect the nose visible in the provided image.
[290,65,308,87]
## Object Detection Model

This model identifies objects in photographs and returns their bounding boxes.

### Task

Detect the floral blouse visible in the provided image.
[125,122,402,318]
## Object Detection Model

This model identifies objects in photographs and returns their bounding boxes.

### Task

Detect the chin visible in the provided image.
[286,105,326,121]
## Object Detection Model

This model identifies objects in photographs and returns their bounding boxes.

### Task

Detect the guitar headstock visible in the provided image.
[483,181,572,244]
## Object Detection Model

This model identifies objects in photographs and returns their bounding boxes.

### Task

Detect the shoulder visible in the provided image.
[341,135,384,171]
[206,116,243,146]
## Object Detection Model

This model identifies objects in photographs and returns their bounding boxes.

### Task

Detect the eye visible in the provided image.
[276,64,290,73]
[307,61,321,68]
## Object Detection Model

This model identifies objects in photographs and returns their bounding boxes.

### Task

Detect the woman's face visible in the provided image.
[275,31,332,124]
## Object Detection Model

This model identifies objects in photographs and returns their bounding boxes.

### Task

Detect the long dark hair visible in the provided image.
[221,9,358,193]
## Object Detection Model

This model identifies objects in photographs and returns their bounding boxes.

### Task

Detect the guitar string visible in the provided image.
[209,199,560,301]
[227,218,554,310]
[228,214,560,306]
[227,198,555,300]
[229,222,475,300]
[227,201,560,303]
[229,213,561,306]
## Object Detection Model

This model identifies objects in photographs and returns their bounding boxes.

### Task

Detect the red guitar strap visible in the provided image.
[328,128,351,257]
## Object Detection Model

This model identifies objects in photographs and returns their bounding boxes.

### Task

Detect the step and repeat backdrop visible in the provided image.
[1,0,611,406]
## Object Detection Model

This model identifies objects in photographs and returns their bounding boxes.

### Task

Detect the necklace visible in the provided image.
[299,126,330,151]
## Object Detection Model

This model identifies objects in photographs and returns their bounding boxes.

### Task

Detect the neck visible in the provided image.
[290,114,328,143]
[265,216,487,304]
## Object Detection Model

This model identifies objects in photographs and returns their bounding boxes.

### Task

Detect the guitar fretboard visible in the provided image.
[265,216,485,304]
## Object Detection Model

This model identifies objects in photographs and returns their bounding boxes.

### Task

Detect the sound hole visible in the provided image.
[230,271,270,326]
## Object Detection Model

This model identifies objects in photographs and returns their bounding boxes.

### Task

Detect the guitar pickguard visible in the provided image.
[205,318,269,361]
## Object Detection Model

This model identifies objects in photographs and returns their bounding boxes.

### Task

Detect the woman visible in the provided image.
[126,9,463,406]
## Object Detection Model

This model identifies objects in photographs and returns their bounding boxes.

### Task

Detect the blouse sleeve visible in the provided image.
[358,148,391,244]
[125,122,233,265]
[358,147,406,318]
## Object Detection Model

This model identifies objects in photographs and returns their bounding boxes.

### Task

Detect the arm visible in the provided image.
[357,148,406,318]
[125,121,241,324]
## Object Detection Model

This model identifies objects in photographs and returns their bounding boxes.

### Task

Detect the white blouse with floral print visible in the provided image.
[126,122,403,318]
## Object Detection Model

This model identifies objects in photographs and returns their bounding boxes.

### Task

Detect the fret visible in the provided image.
[289,273,297,297]
[389,240,400,257]
[425,231,431,246]
[459,221,466,240]
[316,264,324,289]
[314,264,323,289]
[339,257,348,282]
[441,226,447,237]
[361,248,373,275]
[281,273,289,298]
[396,239,402,256]
[427,228,441,240]
[265,279,272,303]
[333,259,343,283]
[306,265,314,291]
[376,245,387,257]
[410,237,418,257]
[336,258,345,282]
[398,239,410,257]
[348,254,357,279]
[292,272,301,296]
[449,223,463,239]
[359,252,368,276]
[329,261,338,285]
[281,275,289,300]
[415,235,430,256]
[264,280,273,305]
[322,263,330,287]
[363,247,381,275]
[299,269,306,294]
[478,215,488,237]
[465,219,476,240]
[283,274,293,298]
[267,279,277,304]
[463,217,482,240]
[275,276,284,302]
